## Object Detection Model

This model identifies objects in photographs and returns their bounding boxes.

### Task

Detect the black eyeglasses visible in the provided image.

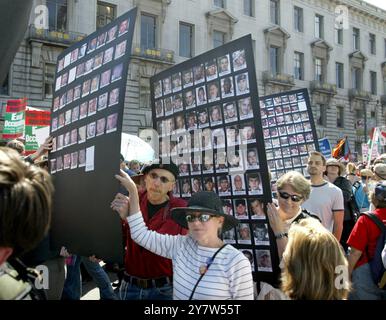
[278,191,303,202]
[148,172,174,184]
[185,214,216,223]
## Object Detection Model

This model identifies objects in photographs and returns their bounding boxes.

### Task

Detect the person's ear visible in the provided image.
[0,247,13,266]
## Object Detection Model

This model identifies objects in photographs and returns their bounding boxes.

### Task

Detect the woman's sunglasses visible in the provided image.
[185,214,216,223]
[278,191,303,202]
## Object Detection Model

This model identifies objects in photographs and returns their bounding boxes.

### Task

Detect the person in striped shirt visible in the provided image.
[111,171,254,300]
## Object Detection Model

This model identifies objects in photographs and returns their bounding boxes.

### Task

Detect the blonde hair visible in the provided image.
[276,171,311,200]
[346,162,356,175]
[281,218,350,300]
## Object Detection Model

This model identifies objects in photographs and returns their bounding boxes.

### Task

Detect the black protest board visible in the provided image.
[48,8,137,263]
[259,89,320,185]
[150,35,279,285]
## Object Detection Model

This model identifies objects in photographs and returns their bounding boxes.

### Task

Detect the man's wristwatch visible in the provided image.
[274,232,288,239]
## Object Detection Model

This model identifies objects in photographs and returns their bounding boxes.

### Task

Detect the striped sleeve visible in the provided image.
[227,252,254,300]
[127,212,184,260]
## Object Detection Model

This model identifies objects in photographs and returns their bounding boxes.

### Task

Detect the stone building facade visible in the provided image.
[1,0,385,155]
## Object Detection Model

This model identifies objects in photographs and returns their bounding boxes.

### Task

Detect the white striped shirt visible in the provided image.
[127,212,254,300]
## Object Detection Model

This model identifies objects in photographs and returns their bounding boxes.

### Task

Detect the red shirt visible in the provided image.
[347,208,386,269]
[122,191,187,278]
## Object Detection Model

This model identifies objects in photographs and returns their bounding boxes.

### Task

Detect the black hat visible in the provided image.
[141,159,179,180]
[171,191,239,232]
[375,181,386,201]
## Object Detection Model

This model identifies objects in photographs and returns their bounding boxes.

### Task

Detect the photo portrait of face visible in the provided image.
[98,92,108,111]
[63,154,71,169]
[218,54,230,75]
[78,126,86,143]
[66,89,73,103]
[184,90,196,108]
[209,105,222,125]
[204,177,215,192]
[234,199,248,218]
[118,19,129,36]
[71,129,78,145]
[51,117,58,132]
[238,97,253,119]
[215,152,228,171]
[85,57,94,74]
[115,40,127,60]
[88,37,97,53]
[228,150,242,170]
[197,109,209,128]
[240,124,255,142]
[106,113,118,132]
[191,178,202,194]
[224,102,237,123]
[175,115,185,131]
[218,175,231,194]
[181,179,191,195]
[96,117,106,136]
[64,131,70,146]
[232,49,247,71]
[109,88,119,106]
[203,155,213,172]
[74,85,81,100]
[238,224,251,242]
[236,73,249,95]
[256,250,272,271]
[88,98,97,116]
[155,100,163,117]
[94,52,103,69]
[172,94,183,111]
[82,79,91,97]
[65,110,72,125]
[78,149,86,167]
[172,72,182,92]
[196,86,207,105]
[207,81,220,103]
[247,173,263,195]
[232,174,246,193]
[253,224,269,244]
[246,148,259,168]
[71,152,78,169]
[186,111,197,129]
[226,126,240,146]
[182,69,193,87]
[205,59,217,80]
[223,228,236,243]
[107,25,117,42]
[163,77,172,95]
[212,128,225,148]
[250,199,265,219]
[87,122,96,139]
[193,64,205,84]
[100,69,111,88]
[221,77,234,98]
[111,63,123,82]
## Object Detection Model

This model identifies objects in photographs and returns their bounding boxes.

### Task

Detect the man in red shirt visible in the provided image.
[347,181,386,300]
[119,161,187,300]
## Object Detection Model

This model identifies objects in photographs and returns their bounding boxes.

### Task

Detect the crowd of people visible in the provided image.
[1,135,386,300]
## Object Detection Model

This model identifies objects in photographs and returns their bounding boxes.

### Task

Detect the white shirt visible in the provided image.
[302,181,344,232]
[127,213,254,300]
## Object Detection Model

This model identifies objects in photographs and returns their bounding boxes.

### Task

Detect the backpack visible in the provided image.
[348,194,360,222]
[361,212,386,289]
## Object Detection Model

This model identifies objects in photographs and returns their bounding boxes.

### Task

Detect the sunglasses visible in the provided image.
[278,191,303,202]
[148,172,174,184]
[185,214,216,223]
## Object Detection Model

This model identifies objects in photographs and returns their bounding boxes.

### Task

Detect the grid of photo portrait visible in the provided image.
[49,17,131,174]
[153,44,273,274]
[260,91,318,184]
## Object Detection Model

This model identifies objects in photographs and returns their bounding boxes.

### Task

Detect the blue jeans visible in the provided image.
[62,255,118,300]
[349,263,386,300]
[119,279,173,300]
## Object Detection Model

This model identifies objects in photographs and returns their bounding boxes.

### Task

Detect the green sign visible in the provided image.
[24,125,43,154]
[3,111,25,139]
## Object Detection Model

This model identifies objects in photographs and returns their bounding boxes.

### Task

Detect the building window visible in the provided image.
[335,26,343,45]
[0,73,9,96]
[44,64,55,99]
[97,2,116,29]
[244,0,254,17]
[141,14,156,50]
[294,52,304,80]
[352,67,362,90]
[214,0,225,8]
[353,27,360,50]
[179,22,194,58]
[270,46,280,75]
[370,71,377,95]
[317,104,327,126]
[337,106,344,128]
[336,62,344,89]
[314,58,323,82]
[270,0,280,25]
[294,6,303,32]
[47,0,68,32]
[369,33,376,55]
[314,14,323,39]
[213,30,225,48]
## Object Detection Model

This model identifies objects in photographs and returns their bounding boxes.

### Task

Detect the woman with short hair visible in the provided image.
[111,171,254,300]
